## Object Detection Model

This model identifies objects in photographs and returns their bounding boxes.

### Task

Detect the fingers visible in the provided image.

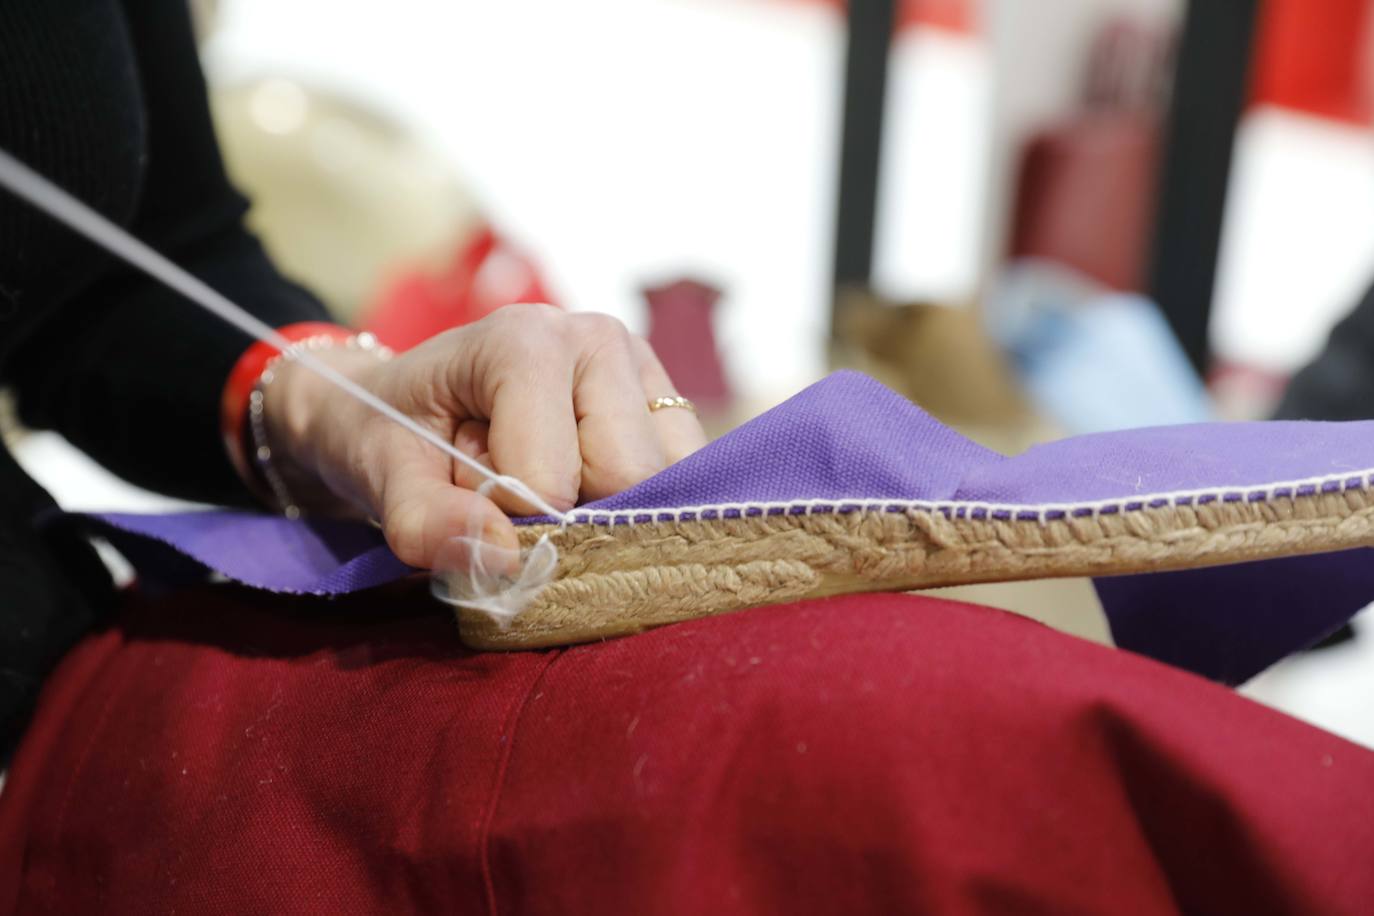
[569,316,667,500]
[482,319,583,514]
[632,336,709,464]
[475,309,698,504]
[412,305,701,526]
[377,443,519,571]
[453,418,491,465]
[448,419,557,519]
[450,418,495,489]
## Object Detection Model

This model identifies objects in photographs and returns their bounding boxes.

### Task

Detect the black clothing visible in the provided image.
[0,0,331,752]
[1274,276,1374,423]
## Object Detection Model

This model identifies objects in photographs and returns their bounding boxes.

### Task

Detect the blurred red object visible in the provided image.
[1251,0,1374,125]
[895,0,972,33]
[1008,114,1159,292]
[1207,359,1292,421]
[359,225,557,351]
[1006,15,1169,293]
[1082,19,1174,113]
[767,0,974,34]
[644,278,732,412]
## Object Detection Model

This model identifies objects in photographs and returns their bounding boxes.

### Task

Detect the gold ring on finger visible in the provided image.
[648,395,696,414]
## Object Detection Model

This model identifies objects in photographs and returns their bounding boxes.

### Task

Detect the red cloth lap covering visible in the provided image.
[1,589,1371,914]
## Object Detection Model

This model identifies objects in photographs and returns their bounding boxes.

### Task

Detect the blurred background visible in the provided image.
[11,0,1374,742]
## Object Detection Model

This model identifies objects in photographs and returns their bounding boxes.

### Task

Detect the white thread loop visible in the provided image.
[429,477,560,626]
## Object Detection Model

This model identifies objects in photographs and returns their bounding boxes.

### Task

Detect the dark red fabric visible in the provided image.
[1008,114,1159,292]
[2,587,1372,914]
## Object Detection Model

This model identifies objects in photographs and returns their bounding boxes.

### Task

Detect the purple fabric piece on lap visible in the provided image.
[87,371,1374,679]
[91,510,409,594]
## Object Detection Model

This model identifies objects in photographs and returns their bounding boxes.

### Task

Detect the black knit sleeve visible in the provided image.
[4,0,334,506]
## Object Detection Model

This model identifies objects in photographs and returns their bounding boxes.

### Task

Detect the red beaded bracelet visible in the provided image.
[219,322,353,502]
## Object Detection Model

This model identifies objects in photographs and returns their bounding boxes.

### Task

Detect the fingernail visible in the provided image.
[480,519,521,577]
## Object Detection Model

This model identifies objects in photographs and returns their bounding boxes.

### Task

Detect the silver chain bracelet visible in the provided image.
[248,331,393,519]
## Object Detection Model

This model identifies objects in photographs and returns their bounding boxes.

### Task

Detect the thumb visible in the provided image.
[379,458,520,572]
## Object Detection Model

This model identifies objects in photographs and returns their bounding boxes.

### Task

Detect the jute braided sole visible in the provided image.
[456,487,1374,649]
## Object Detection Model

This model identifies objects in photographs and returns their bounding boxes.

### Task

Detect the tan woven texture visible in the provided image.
[456,487,1374,649]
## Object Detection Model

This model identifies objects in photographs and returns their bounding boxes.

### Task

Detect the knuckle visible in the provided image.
[481,316,560,368]
[629,333,656,361]
[489,301,561,329]
[570,314,635,366]
[504,327,553,363]
[570,311,629,343]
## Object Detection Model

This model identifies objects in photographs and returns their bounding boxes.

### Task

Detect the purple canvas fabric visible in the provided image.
[566,371,1002,512]
[1096,551,1374,684]
[86,371,1374,680]
[90,510,408,594]
[547,372,1374,514]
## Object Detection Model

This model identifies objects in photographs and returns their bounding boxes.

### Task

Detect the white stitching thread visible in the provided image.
[553,467,1374,528]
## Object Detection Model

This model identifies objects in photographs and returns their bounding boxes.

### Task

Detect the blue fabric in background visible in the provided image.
[1007,293,1213,433]
[988,261,1213,435]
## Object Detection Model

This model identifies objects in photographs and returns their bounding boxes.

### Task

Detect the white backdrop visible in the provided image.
[203,0,991,400]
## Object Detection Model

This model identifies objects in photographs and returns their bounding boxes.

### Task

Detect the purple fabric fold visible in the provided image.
[85,370,1374,680]
[1096,551,1374,685]
[91,510,410,594]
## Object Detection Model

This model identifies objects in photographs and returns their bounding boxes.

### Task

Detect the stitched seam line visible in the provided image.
[479,649,562,916]
[557,467,1374,527]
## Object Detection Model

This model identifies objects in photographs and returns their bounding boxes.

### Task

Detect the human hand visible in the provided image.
[259,304,707,568]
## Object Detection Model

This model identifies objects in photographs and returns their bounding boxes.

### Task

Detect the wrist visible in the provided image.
[221,324,392,515]
[264,344,387,481]
[221,322,350,502]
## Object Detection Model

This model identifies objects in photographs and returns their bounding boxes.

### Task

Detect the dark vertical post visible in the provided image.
[1146,0,1260,374]
[831,0,897,332]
